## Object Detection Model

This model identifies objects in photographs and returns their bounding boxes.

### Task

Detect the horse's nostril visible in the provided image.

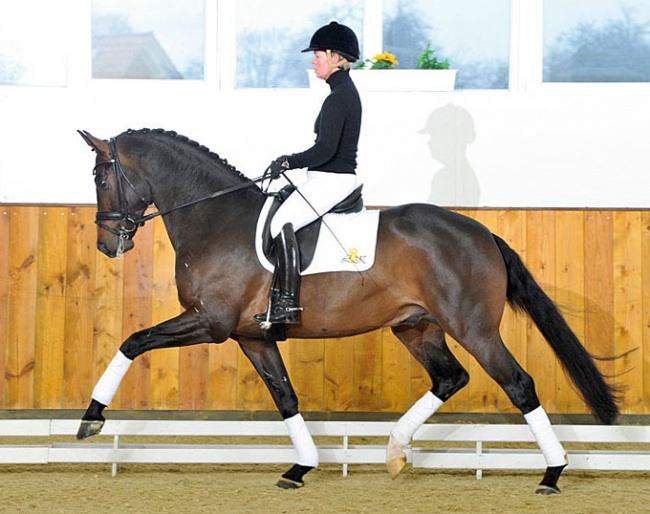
[97,241,110,256]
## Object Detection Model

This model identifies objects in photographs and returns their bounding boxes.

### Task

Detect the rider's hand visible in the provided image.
[268,156,291,179]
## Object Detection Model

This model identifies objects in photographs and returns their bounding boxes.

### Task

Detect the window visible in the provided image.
[382,0,510,89]
[0,1,67,86]
[544,0,650,82]
[235,0,363,88]
[91,0,205,80]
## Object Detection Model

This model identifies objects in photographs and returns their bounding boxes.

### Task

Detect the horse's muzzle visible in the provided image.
[97,237,134,258]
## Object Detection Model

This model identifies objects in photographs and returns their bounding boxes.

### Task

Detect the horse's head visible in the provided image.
[79,130,152,258]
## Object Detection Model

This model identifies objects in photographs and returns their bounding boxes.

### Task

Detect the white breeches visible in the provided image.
[270,171,358,237]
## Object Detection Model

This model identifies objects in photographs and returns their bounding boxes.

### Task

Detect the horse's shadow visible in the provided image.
[419,103,481,206]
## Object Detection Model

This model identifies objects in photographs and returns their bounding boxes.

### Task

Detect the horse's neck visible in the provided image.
[145,159,262,252]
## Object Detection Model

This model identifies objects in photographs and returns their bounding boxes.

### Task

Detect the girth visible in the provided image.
[261,184,364,271]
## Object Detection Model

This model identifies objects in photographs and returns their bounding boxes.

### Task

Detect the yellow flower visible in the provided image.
[356,50,399,70]
[373,52,398,66]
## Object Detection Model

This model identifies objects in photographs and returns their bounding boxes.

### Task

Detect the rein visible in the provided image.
[95,137,266,239]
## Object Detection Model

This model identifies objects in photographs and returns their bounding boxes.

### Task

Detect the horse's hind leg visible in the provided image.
[388,322,469,479]
[238,337,318,489]
[463,333,568,494]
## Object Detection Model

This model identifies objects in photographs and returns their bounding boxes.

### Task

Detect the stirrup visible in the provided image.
[254,297,302,327]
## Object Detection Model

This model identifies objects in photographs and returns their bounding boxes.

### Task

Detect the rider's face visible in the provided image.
[312,50,342,80]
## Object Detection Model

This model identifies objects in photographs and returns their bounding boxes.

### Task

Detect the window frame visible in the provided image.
[5,0,649,92]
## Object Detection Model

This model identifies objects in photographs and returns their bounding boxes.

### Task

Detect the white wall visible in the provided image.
[1,0,649,208]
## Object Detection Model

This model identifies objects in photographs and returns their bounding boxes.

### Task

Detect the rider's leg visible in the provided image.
[255,223,302,324]
[255,172,358,325]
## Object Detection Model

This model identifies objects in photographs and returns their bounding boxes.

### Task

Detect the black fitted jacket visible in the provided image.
[286,70,361,174]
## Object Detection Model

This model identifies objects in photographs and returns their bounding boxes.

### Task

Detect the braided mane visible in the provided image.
[121,128,250,182]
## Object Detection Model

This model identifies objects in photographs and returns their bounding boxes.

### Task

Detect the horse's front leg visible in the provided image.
[238,337,318,489]
[77,309,214,439]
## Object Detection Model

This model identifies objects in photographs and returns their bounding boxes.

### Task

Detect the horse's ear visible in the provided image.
[78,130,109,155]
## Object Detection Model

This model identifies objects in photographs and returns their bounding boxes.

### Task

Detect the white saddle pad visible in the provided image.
[255,196,380,276]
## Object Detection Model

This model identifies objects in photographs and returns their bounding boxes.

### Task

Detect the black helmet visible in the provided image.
[301,21,360,63]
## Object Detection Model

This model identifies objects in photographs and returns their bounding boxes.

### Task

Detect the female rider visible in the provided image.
[254,21,362,325]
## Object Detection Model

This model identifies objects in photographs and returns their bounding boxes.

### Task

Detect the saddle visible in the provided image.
[261,184,364,271]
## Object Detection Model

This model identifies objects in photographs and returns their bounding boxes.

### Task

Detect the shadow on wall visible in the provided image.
[419,103,480,207]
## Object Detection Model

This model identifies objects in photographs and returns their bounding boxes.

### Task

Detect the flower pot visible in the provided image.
[350,69,456,92]
[307,69,456,92]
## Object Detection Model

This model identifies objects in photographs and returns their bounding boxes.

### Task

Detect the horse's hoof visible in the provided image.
[76,419,104,440]
[387,456,406,480]
[276,477,304,489]
[386,435,407,479]
[535,485,561,495]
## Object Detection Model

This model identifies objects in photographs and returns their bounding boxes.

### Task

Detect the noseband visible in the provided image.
[93,138,149,241]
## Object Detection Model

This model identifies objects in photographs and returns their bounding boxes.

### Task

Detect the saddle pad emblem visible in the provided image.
[343,248,366,264]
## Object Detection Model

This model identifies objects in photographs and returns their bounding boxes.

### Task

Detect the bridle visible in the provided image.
[93,138,148,240]
[93,137,267,241]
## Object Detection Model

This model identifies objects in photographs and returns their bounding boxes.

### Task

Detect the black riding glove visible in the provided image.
[268,156,291,179]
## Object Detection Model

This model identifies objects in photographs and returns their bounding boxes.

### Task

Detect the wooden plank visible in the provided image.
[119,218,154,409]
[380,327,411,413]
[554,211,587,414]
[642,211,650,415]
[292,338,325,412]
[0,209,10,405]
[613,211,644,411]
[525,210,558,412]
[179,343,210,410]
[149,216,180,409]
[207,338,239,410]
[353,329,382,411]
[63,207,96,408]
[323,337,354,411]
[6,206,40,408]
[34,207,68,409]
[583,212,616,390]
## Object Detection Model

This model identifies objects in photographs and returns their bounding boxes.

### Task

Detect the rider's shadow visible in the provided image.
[419,103,480,207]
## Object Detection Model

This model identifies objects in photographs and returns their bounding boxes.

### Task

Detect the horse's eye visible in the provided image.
[99,179,108,190]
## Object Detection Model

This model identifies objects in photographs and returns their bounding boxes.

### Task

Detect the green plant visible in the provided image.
[356,51,399,70]
[416,41,450,70]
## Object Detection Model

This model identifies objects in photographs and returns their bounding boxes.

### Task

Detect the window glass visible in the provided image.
[0,1,67,86]
[91,0,204,80]
[382,0,510,89]
[544,0,650,82]
[236,0,364,88]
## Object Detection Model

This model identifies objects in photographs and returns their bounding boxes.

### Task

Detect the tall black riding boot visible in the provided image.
[254,223,302,325]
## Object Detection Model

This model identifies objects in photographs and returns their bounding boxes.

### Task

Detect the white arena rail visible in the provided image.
[0,420,648,478]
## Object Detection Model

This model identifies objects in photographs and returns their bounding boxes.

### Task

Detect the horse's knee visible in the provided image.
[119,333,146,360]
[432,367,469,402]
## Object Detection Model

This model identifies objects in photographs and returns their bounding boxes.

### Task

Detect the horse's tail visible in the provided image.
[492,233,620,425]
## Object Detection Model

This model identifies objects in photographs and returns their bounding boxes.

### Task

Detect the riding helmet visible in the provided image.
[302,21,360,63]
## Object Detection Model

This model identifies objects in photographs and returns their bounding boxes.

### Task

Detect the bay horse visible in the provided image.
[77,128,619,493]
